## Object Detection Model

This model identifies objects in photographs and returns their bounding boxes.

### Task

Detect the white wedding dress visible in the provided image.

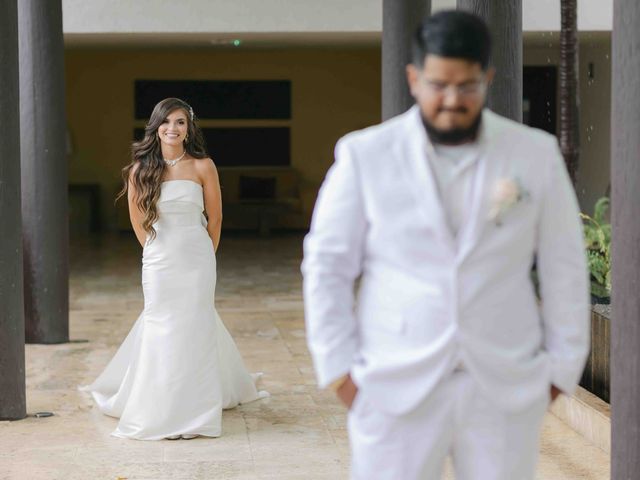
[81,179,267,440]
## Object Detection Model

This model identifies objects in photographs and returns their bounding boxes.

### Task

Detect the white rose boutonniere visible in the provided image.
[488,178,529,225]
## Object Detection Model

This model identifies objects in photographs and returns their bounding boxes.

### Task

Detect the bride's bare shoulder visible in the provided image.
[194,157,219,182]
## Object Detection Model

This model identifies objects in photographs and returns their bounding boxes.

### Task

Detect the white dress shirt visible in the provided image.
[429,142,481,239]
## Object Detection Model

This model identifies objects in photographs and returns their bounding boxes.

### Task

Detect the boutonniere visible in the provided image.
[488,177,529,225]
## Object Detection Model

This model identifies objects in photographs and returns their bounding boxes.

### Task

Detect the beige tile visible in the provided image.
[163,440,252,463]
[73,460,257,480]
[74,442,164,465]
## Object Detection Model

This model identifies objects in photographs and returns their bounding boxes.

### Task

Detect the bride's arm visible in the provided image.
[127,166,147,248]
[198,158,223,251]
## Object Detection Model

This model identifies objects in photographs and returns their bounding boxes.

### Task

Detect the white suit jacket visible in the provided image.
[302,106,590,415]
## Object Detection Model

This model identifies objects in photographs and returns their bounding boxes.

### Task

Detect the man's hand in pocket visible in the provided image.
[550,385,562,403]
[336,375,358,409]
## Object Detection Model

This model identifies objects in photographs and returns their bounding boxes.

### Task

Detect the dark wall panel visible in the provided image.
[523,66,557,135]
[134,127,290,167]
[134,80,291,120]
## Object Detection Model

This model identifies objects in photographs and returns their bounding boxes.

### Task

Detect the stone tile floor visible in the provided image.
[0,233,609,479]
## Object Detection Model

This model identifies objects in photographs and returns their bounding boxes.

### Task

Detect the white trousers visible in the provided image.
[348,370,550,480]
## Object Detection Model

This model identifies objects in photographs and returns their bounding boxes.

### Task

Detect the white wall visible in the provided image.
[435,0,613,30]
[62,0,382,33]
[522,0,612,31]
[62,0,612,36]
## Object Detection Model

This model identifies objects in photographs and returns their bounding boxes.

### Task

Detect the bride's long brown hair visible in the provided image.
[117,98,208,241]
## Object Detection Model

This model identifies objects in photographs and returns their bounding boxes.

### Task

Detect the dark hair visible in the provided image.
[116,97,208,241]
[412,10,492,70]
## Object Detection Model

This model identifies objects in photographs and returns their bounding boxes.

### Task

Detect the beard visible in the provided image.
[422,109,482,145]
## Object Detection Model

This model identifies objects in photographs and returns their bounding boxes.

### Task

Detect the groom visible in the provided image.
[302,10,589,480]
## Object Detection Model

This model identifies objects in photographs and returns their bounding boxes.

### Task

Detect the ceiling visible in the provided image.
[64,31,381,49]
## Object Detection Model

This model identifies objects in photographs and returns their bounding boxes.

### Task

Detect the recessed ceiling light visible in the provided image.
[209,39,242,47]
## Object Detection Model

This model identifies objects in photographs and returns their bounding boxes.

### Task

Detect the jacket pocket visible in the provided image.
[359,284,439,334]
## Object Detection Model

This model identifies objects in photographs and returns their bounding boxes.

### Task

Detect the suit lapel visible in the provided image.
[455,150,487,261]
[456,110,505,263]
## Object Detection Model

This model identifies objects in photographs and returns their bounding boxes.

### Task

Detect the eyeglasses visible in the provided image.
[422,78,487,98]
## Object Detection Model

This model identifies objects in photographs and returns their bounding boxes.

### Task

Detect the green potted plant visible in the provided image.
[581,197,611,304]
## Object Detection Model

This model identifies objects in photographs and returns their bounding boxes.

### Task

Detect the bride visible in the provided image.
[81,97,268,440]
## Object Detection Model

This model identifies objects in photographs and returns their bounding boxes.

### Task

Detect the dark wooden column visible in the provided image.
[0,0,27,421]
[18,0,69,344]
[611,0,640,477]
[382,0,431,120]
[559,0,580,185]
[457,0,523,122]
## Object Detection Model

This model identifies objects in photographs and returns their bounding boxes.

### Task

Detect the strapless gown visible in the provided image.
[81,179,268,440]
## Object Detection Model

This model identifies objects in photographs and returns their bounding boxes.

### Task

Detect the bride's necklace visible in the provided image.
[163,150,186,167]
